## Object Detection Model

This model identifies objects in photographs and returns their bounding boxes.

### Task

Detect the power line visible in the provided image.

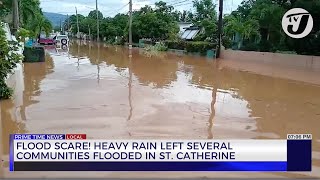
[104,3,129,16]
[174,2,193,7]
[168,0,191,6]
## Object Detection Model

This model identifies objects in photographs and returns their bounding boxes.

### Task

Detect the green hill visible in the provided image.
[43,12,68,27]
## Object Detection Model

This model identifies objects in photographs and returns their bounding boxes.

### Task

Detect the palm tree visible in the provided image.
[19,0,41,26]
[242,19,260,41]
[26,13,52,38]
[224,14,260,49]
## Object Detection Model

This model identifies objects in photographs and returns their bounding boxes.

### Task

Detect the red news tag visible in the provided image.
[66,134,86,140]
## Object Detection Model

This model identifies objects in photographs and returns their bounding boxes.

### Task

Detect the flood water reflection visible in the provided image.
[1,40,320,178]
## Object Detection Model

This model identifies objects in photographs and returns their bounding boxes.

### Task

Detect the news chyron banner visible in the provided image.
[9,134,311,171]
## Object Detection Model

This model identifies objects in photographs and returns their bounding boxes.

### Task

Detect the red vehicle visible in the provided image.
[38,34,55,45]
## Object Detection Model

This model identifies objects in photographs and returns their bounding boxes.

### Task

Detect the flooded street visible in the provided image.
[1,41,320,178]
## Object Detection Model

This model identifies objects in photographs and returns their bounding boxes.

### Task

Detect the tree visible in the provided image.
[192,0,217,41]
[193,0,217,21]
[20,0,41,26]
[88,10,103,20]
[249,0,284,44]
[0,0,11,19]
[26,12,53,38]
[129,2,178,42]
[186,11,194,22]
[285,0,320,55]
[0,23,22,99]
[224,14,259,49]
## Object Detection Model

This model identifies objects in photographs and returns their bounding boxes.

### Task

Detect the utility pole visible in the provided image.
[75,7,80,38]
[12,0,20,35]
[60,19,62,32]
[0,104,3,178]
[88,25,91,41]
[96,0,99,41]
[129,0,133,49]
[67,14,70,32]
[216,0,223,58]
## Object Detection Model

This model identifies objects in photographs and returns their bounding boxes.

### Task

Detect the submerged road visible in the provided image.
[1,40,320,178]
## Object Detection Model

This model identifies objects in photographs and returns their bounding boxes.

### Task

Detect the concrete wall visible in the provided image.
[221,49,320,71]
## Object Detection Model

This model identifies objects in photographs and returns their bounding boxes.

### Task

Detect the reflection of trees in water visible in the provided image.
[1,100,26,154]
[179,59,320,142]
[131,54,178,88]
[223,69,320,139]
[184,61,220,139]
[100,46,129,70]
[69,42,178,88]
[20,55,55,118]
[1,54,55,154]
[69,40,91,58]
[196,66,320,144]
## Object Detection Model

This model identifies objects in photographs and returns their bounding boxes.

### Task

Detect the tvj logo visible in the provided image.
[282,8,313,39]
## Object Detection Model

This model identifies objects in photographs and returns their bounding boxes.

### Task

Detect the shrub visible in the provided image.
[222,37,232,49]
[240,42,259,51]
[164,40,186,50]
[154,42,168,51]
[185,41,217,54]
[0,23,23,100]
[17,28,30,43]
[164,40,217,54]
[259,40,272,52]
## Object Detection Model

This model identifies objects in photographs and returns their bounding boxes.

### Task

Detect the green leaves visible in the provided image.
[0,23,22,99]
[226,0,319,54]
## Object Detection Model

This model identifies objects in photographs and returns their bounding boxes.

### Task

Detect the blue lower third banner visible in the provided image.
[13,162,287,171]
[10,137,312,172]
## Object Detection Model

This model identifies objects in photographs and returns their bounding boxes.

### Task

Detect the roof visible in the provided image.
[178,22,193,24]
[181,29,200,40]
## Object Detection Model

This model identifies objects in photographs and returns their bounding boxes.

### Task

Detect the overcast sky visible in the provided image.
[40,0,243,17]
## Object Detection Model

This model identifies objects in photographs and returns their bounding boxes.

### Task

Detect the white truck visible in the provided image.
[55,34,69,50]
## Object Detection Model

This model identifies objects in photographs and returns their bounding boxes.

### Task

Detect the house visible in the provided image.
[177,22,193,35]
[180,26,201,41]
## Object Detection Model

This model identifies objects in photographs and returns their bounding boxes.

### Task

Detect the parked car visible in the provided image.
[38,34,55,45]
[55,35,69,45]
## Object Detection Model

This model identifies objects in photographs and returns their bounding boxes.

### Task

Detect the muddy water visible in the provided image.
[1,41,320,178]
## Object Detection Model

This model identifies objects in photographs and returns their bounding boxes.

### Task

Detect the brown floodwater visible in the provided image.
[1,40,320,178]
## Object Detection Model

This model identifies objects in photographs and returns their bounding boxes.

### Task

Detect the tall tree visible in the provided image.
[192,0,218,41]
[19,0,41,26]
[88,10,103,20]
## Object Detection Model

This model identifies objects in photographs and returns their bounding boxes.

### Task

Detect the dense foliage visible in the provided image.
[0,23,23,99]
[0,0,53,37]
[0,0,51,99]
[64,0,219,43]
[165,40,217,54]
[223,0,320,55]
[65,1,180,43]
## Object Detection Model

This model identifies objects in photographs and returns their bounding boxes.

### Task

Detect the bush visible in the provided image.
[23,46,45,62]
[0,23,23,100]
[185,41,217,54]
[164,40,186,50]
[154,42,168,51]
[222,37,232,49]
[17,28,30,43]
[240,42,259,51]
[164,40,217,54]
[259,40,272,52]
